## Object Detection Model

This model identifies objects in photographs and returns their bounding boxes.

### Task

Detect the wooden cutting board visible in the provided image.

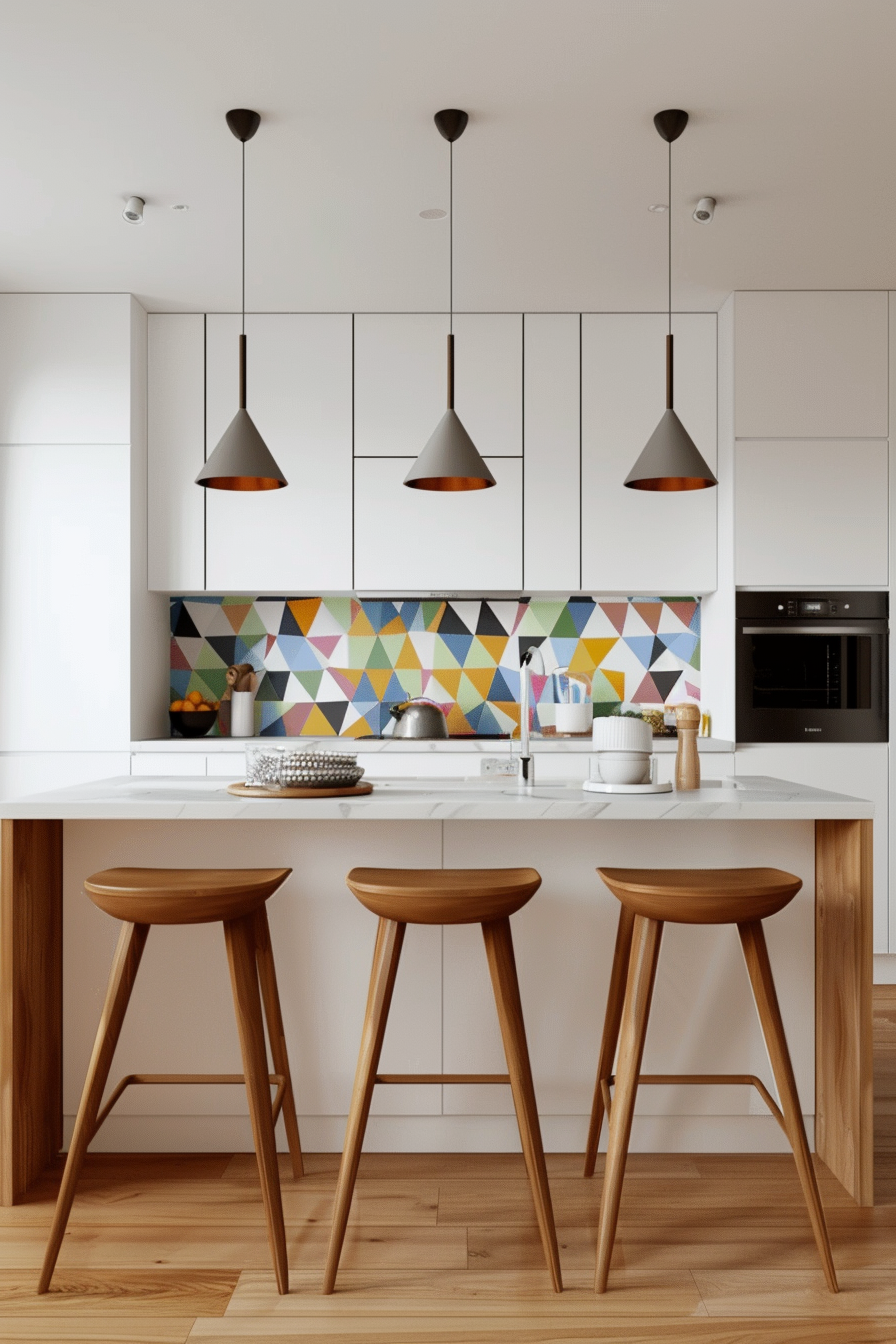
[227,781,374,799]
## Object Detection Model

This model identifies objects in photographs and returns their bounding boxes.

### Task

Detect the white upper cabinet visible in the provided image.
[581,313,717,594]
[354,457,522,592]
[147,314,205,592]
[735,439,888,586]
[0,295,133,444]
[523,314,580,591]
[205,314,353,592]
[354,314,522,458]
[734,292,888,439]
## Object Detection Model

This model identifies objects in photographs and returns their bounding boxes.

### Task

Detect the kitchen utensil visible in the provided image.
[592,716,653,752]
[389,700,449,739]
[169,707,218,738]
[674,703,701,791]
[582,779,673,795]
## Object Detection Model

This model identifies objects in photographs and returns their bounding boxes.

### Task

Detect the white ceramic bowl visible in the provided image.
[592,753,651,786]
[592,716,652,753]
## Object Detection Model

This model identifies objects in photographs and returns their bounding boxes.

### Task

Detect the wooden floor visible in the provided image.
[4,988,896,1342]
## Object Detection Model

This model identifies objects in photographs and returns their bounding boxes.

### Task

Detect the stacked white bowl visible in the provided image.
[591,716,653,785]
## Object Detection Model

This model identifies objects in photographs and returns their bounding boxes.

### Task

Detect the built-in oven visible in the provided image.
[736,591,888,743]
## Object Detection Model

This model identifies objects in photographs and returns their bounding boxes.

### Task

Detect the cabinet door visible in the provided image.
[524,314,580,590]
[735,440,888,587]
[0,295,132,445]
[354,457,522,592]
[354,314,521,457]
[581,314,717,594]
[0,444,131,751]
[735,744,889,953]
[734,292,888,439]
[205,315,353,592]
[147,314,206,592]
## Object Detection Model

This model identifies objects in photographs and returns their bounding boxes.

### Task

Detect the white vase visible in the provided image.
[230,691,256,738]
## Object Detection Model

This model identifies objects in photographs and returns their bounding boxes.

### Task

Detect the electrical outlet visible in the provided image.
[481,756,518,777]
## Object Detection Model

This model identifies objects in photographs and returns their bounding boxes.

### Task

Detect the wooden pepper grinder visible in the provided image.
[673,703,701,791]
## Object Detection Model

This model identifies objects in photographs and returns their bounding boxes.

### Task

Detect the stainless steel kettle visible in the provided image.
[389,699,449,739]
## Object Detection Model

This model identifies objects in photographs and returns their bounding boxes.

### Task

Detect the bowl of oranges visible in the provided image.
[169,691,219,738]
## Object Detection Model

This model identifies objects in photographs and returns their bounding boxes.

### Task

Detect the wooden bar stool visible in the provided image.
[323,866,562,1294]
[583,867,838,1295]
[39,867,303,1297]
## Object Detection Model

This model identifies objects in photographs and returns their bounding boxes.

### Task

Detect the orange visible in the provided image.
[170,700,184,711]
[181,702,196,712]
[187,690,204,705]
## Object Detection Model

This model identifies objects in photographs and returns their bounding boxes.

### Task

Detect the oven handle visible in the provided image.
[741,625,878,636]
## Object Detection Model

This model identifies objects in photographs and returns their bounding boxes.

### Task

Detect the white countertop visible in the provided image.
[132,735,734,754]
[0,774,872,821]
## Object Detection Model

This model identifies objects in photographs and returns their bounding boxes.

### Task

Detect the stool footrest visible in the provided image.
[375,1073,510,1085]
[94,1071,286,1137]
[602,1072,786,1134]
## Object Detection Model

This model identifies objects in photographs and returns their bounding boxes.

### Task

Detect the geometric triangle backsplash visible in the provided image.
[170,595,700,738]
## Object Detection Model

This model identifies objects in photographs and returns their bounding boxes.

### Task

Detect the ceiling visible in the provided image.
[2,0,894,313]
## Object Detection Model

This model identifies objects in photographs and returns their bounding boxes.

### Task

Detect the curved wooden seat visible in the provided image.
[85,867,291,925]
[40,865,300,1298]
[586,863,837,1297]
[346,866,541,924]
[325,865,560,1295]
[598,866,802,925]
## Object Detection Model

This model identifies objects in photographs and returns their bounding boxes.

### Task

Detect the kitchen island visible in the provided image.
[0,774,872,1207]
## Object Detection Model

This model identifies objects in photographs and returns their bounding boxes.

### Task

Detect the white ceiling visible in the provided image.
[2,0,895,313]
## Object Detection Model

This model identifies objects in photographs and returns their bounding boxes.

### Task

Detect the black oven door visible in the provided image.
[736,622,888,742]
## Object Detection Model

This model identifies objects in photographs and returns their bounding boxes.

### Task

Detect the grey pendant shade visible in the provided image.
[404,110,494,492]
[196,110,287,492]
[625,110,716,492]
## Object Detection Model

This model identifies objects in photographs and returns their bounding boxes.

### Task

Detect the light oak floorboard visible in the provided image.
[0,1319,192,1341]
[186,1323,896,1343]
[694,1268,896,1316]
[0,1269,237,1316]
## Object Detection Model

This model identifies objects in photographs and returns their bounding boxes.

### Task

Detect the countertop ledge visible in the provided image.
[0,774,872,821]
[131,735,735,754]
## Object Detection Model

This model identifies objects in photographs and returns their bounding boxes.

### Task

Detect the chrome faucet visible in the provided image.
[519,645,545,787]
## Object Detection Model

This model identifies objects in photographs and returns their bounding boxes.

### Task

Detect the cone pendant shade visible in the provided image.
[624,408,716,491]
[196,407,287,491]
[404,408,496,491]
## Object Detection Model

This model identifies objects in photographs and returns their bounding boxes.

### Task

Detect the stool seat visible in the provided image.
[85,867,291,925]
[598,866,802,925]
[346,866,541,924]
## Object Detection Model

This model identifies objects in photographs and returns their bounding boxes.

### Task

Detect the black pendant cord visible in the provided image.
[666,138,673,411]
[447,140,455,410]
[241,140,246,337]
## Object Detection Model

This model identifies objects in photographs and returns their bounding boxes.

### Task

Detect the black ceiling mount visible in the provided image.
[434,109,469,142]
[225,109,261,142]
[653,109,688,143]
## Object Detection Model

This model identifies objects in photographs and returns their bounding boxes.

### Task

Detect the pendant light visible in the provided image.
[624,109,717,492]
[196,110,287,491]
[404,109,495,492]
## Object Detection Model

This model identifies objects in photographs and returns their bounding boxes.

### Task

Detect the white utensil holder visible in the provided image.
[230,691,256,738]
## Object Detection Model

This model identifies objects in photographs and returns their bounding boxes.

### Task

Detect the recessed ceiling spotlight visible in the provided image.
[419,207,447,219]
[171,203,189,212]
[648,203,668,213]
[122,196,145,225]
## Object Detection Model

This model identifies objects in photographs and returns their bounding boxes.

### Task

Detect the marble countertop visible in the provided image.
[0,774,872,821]
[132,735,735,754]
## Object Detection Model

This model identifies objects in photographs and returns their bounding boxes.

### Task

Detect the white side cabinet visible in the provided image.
[734,292,889,439]
[524,314,580,591]
[735,744,889,952]
[354,457,522,592]
[735,439,889,587]
[147,314,205,592]
[205,315,353,592]
[581,313,717,594]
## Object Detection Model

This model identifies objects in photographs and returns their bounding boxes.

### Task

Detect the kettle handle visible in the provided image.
[389,701,408,721]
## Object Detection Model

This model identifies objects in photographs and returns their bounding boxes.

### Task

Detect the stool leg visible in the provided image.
[38,921,149,1293]
[584,904,636,1177]
[224,913,289,1296]
[254,906,304,1180]
[323,917,405,1294]
[738,919,839,1293]
[595,915,663,1294]
[482,916,563,1294]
